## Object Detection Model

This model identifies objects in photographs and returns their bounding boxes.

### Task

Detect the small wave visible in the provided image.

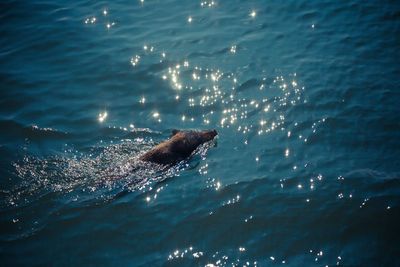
[0,120,70,141]
[342,169,400,195]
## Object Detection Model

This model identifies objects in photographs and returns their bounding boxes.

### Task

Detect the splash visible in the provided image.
[5,137,214,208]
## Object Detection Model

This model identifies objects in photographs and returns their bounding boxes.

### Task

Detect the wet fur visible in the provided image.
[139,129,217,165]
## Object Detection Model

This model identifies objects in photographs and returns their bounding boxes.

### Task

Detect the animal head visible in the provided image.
[170,129,218,155]
[171,129,217,140]
[140,129,218,165]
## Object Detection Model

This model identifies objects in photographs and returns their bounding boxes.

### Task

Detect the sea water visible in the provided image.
[1,1,399,266]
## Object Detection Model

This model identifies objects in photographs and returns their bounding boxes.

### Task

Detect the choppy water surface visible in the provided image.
[1,0,400,266]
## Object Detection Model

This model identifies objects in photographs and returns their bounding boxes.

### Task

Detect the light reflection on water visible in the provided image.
[8,139,155,206]
[1,0,399,266]
[128,43,309,143]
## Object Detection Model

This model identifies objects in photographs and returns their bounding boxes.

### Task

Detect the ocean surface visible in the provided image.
[1,0,400,266]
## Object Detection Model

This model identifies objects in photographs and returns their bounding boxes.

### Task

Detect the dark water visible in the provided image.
[1,0,400,266]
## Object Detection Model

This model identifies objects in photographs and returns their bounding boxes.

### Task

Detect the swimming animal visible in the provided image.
[139,129,218,165]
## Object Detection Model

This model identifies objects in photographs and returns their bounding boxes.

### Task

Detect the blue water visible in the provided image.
[1,0,400,266]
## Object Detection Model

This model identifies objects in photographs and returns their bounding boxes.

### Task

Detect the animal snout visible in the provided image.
[206,129,218,140]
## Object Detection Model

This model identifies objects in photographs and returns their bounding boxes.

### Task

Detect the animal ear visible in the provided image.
[171,129,180,137]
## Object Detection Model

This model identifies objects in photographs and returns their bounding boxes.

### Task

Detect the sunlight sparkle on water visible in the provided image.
[201,1,216,8]
[106,22,115,29]
[131,55,140,66]
[215,181,221,190]
[297,184,302,189]
[98,111,108,123]
[151,46,305,142]
[84,17,96,24]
